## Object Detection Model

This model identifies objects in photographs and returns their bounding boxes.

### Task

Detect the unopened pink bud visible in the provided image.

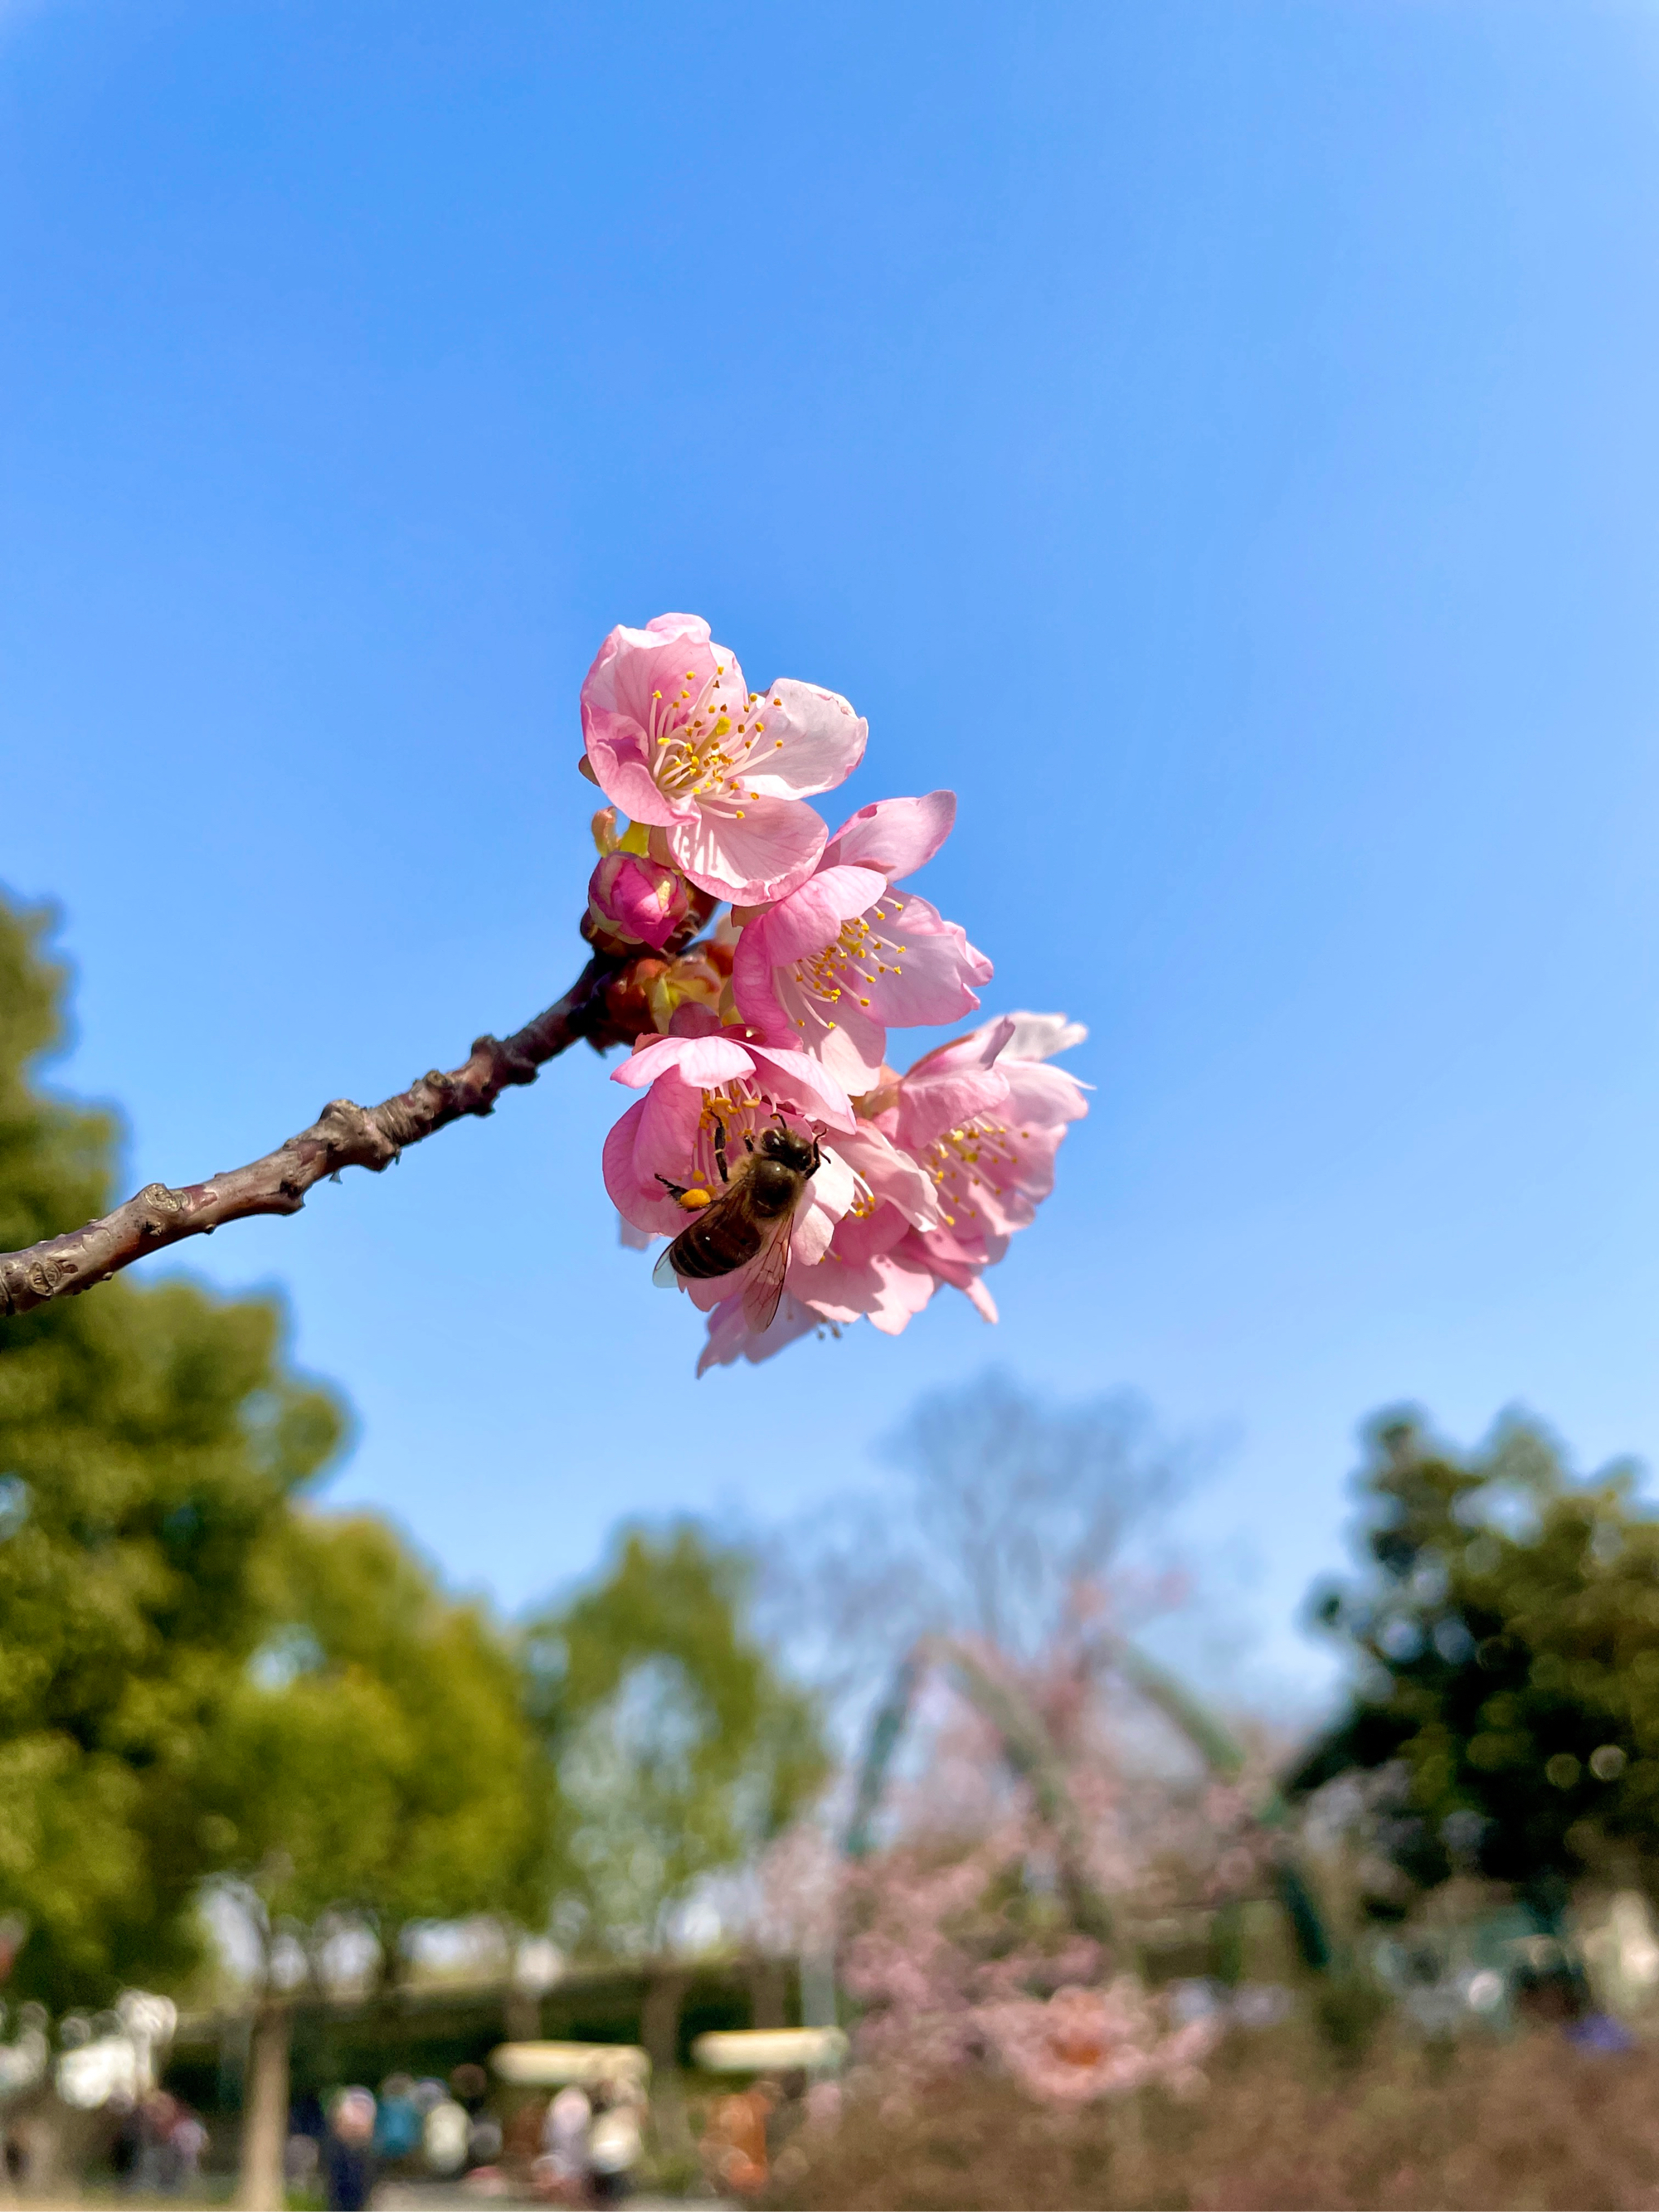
[586,851,693,952]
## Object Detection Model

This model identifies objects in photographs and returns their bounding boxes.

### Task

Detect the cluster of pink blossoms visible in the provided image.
[581,612,1087,1373]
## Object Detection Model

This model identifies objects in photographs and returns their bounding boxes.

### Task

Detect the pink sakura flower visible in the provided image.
[693,1011,1087,1371]
[876,1010,1089,1319]
[693,1120,945,1375]
[601,1016,945,1358]
[581,612,867,905]
[603,1023,856,1237]
[730,793,993,1092]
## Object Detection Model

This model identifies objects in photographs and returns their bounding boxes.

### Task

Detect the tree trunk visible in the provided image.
[236,2001,291,2211]
[640,1965,690,2155]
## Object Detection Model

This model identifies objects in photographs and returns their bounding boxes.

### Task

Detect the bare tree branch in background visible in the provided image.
[757,1370,1206,1740]
[893,1371,1191,1660]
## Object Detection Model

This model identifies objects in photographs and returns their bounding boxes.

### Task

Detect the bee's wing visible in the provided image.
[740,1211,796,1334]
[654,1182,746,1290]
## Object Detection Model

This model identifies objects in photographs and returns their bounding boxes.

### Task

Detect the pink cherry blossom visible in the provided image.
[605,1029,855,1237]
[581,612,867,905]
[730,793,992,1092]
[586,849,692,952]
[886,1013,1090,1267]
[692,1011,1087,1371]
[601,1021,951,1357]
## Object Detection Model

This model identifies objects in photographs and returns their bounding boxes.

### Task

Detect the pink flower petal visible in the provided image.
[665,792,827,903]
[896,1062,1010,1154]
[902,1016,1016,1082]
[611,1033,757,1090]
[601,1083,703,1236]
[747,865,889,970]
[1000,1057,1091,1130]
[995,1012,1089,1062]
[824,791,956,880]
[828,1199,913,1266]
[581,615,732,827]
[582,727,688,826]
[742,679,868,800]
[772,979,888,1094]
[864,1250,940,1334]
[832,1123,942,1232]
[729,864,889,1051]
[696,1292,822,1376]
[855,892,991,1032]
[743,1041,857,1130]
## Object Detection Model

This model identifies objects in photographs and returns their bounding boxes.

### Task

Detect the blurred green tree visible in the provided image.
[206,1508,547,2208]
[1291,1410,1659,1924]
[524,1524,828,2112]
[0,893,346,2012]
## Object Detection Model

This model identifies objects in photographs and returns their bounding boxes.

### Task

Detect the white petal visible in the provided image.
[996,1012,1088,1062]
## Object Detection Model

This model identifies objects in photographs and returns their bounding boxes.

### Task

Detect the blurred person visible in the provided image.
[110,2098,141,2186]
[323,2086,377,2212]
[171,2106,207,2191]
[537,2084,591,2205]
[374,2073,421,2167]
[450,2061,489,2111]
[134,2090,182,2193]
[504,2095,546,2167]
[285,2131,320,2195]
[469,2108,504,2166]
[699,2084,772,2196]
[424,2093,471,2177]
[586,2082,641,2205]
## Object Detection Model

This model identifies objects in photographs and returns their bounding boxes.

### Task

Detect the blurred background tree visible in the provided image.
[0,894,346,2015]
[524,1523,827,2131]
[205,1509,546,2209]
[1292,1411,1659,1926]
[759,1370,1198,1750]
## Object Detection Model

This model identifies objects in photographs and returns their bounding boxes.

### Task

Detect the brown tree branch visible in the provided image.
[0,938,680,1320]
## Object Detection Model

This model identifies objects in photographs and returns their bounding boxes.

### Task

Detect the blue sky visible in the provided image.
[4,1,1659,1700]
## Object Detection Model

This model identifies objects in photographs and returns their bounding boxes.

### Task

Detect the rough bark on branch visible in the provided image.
[0,943,663,1320]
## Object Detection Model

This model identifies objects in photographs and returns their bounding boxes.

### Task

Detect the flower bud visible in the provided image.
[586,851,693,953]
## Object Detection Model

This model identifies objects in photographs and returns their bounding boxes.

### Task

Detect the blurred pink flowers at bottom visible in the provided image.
[977,1981,1219,2106]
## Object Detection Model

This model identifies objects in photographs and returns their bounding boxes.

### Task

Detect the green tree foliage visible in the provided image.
[209,1509,547,1963]
[1292,1410,1659,1918]
[0,894,345,2006]
[205,1507,551,2210]
[526,1523,828,1957]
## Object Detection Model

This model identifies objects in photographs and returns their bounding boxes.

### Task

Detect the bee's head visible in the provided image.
[760,1119,819,1173]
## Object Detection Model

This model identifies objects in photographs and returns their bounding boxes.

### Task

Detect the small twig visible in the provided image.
[0,941,669,1320]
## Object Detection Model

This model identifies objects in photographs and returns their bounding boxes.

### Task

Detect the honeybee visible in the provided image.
[653,1116,823,1331]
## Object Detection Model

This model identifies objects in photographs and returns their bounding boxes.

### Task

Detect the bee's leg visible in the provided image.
[810,1135,823,1172]
[713,1119,731,1185]
[654,1173,690,1199]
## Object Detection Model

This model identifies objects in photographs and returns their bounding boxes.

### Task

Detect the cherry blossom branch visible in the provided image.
[0,941,677,1320]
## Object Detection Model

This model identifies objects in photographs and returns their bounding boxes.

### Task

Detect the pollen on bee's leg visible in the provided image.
[678,1188,714,1211]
